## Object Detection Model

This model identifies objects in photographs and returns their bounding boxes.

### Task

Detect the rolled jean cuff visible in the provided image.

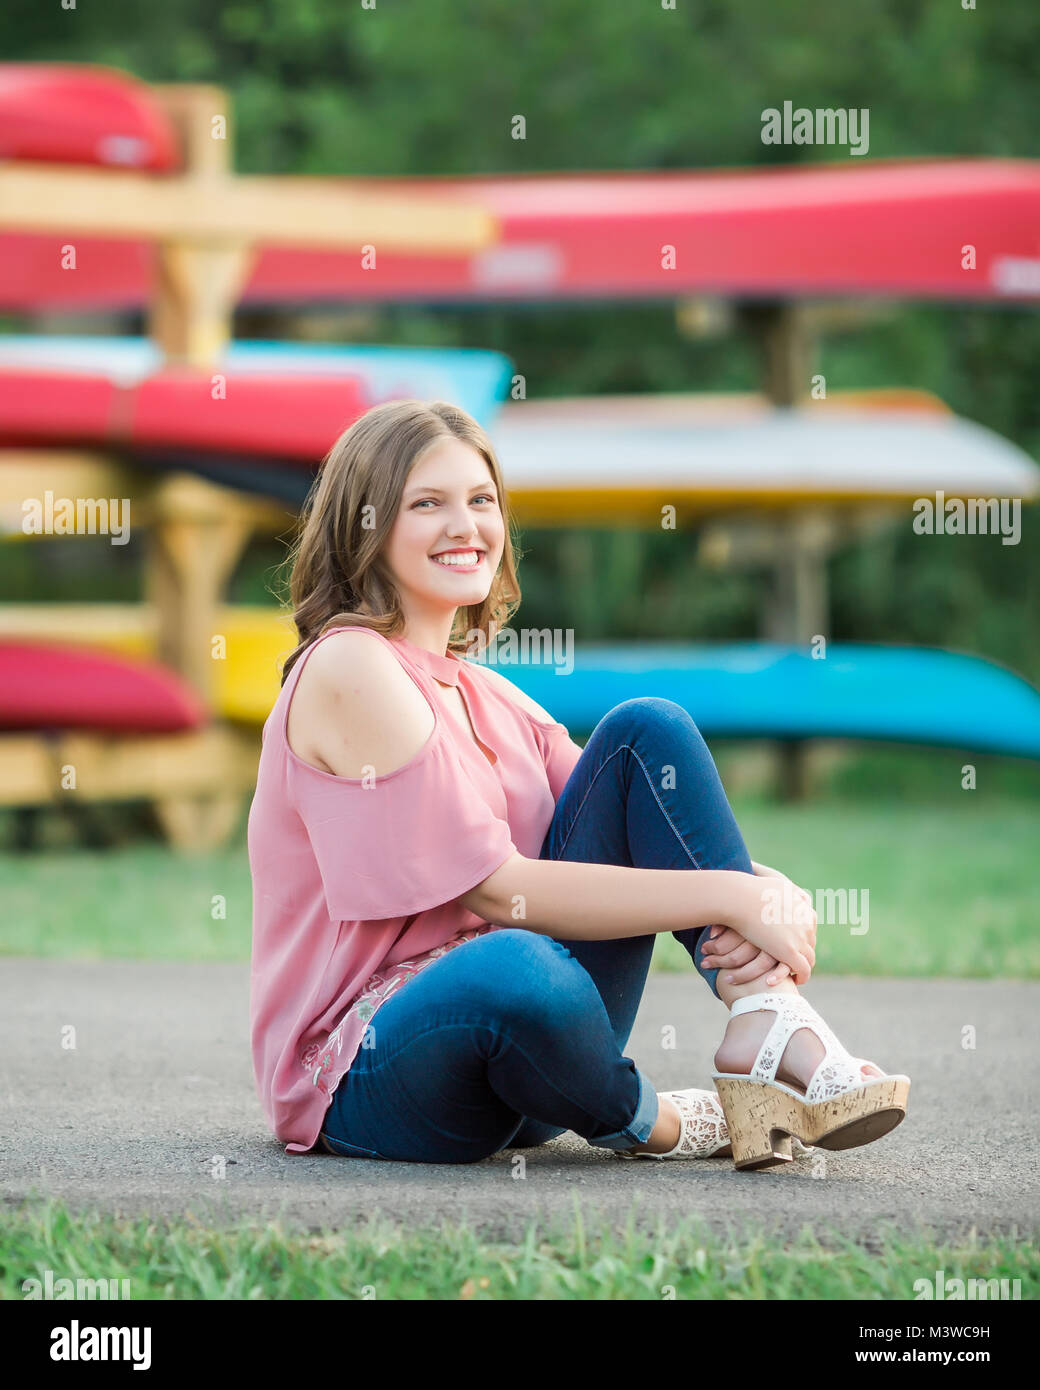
[695,925,724,1001]
[673,924,723,1000]
[586,1066,659,1151]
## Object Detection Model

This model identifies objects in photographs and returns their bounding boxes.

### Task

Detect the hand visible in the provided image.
[750,859,786,882]
[698,923,793,987]
[722,869,817,986]
[701,860,797,982]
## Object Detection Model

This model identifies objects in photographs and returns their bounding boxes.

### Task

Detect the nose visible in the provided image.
[443,503,481,542]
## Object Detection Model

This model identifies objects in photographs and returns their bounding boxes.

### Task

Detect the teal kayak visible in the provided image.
[474,641,1040,759]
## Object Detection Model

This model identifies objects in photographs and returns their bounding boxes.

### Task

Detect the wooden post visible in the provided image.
[741,302,825,799]
[147,84,251,366]
[150,240,253,367]
[151,83,232,177]
[138,88,267,736]
[759,510,834,646]
[145,473,255,706]
[742,300,813,408]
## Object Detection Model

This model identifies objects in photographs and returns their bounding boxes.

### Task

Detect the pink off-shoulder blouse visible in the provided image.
[247,625,584,1154]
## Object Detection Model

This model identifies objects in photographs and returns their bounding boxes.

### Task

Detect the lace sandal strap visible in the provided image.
[730,992,801,1084]
[794,1008,866,1101]
[729,992,858,1098]
[806,1051,869,1102]
[658,1089,728,1158]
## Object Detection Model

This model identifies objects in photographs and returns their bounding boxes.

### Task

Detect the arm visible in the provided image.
[459,852,816,983]
[461,665,790,948]
[461,852,755,944]
[304,640,815,980]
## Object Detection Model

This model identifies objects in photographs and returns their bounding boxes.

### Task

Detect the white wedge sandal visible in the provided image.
[711,992,911,1171]
[612,1086,816,1161]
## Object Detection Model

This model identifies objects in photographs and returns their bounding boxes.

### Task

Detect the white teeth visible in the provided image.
[432,551,481,567]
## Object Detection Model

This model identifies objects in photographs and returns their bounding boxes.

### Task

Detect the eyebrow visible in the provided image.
[403,481,498,499]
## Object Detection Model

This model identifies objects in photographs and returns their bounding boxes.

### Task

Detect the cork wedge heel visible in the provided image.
[711,992,910,1171]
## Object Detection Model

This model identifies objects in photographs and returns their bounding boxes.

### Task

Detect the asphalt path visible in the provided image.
[2,961,1035,1246]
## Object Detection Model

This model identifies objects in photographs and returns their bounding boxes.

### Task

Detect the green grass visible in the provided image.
[0,838,250,962]
[2,752,1035,1301]
[2,769,1037,978]
[1,1196,1033,1300]
[653,795,1040,978]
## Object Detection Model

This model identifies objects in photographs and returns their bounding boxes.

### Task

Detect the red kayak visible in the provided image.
[2,64,1037,307]
[0,640,206,733]
[0,63,180,171]
[0,366,370,461]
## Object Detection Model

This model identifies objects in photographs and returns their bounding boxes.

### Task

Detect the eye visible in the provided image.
[411,494,496,508]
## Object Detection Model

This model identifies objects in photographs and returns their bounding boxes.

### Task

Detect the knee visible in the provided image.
[598,696,699,740]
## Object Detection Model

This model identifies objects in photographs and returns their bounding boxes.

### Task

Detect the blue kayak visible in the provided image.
[472,641,1040,759]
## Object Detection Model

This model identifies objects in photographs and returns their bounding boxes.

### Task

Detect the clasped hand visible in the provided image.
[698,860,817,987]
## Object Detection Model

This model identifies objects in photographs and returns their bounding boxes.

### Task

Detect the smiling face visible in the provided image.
[382,435,505,632]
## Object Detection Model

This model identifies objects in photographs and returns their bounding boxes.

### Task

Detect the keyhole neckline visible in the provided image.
[390,634,497,764]
[390,634,463,687]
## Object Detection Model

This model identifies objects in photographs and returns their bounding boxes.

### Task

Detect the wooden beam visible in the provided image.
[36,724,257,799]
[0,163,499,252]
[0,603,157,644]
[0,450,150,533]
[0,449,297,538]
[0,724,258,805]
[0,734,61,802]
[0,724,260,851]
[1,452,295,722]
[0,78,494,362]
[698,506,901,580]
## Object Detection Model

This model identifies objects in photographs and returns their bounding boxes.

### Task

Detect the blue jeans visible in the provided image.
[320,697,754,1162]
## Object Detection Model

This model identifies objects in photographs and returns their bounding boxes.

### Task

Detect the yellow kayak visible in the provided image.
[0,603,297,726]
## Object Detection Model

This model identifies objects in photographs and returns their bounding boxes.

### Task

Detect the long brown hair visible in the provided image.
[278,399,523,686]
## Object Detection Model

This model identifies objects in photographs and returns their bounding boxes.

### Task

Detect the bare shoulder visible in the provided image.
[289,629,433,778]
[301,627,408,691]
[465,659,559,726]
